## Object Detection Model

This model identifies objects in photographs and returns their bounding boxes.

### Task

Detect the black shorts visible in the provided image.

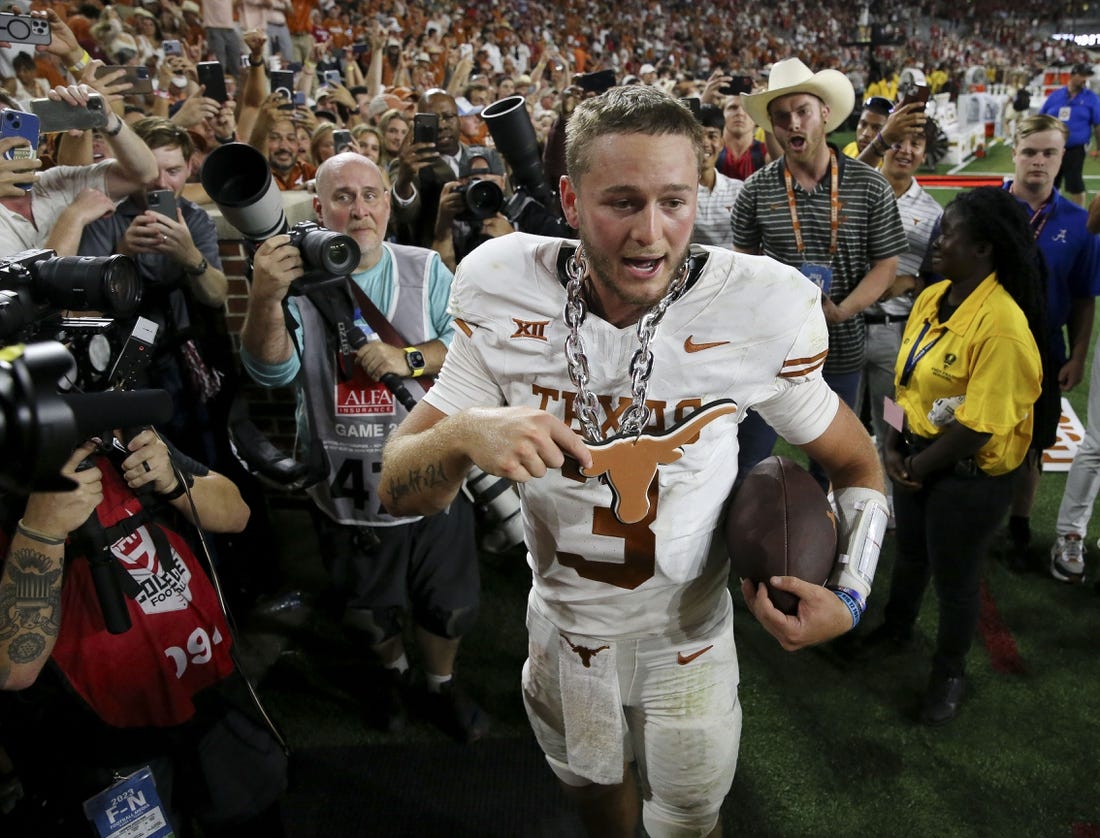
[311,493,479,622]
[1056,144,1087,194]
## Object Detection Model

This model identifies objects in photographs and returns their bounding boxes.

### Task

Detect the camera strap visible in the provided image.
[294,283,361,378]
[344,282,406,346]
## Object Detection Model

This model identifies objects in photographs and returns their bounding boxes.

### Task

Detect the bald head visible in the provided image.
[313,152,391,271]
[315,151,385,198]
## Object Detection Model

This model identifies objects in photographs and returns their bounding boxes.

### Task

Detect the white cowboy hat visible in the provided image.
[742,58,855,133]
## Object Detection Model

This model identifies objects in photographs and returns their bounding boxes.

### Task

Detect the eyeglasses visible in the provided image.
[862,96,894,115]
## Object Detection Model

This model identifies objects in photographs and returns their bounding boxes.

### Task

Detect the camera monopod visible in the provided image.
[347,324,417,411]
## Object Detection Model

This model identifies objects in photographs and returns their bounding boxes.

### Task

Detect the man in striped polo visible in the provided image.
[731,58,908,488]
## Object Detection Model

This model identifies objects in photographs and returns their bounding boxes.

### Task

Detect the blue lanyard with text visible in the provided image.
[899,319,943,388]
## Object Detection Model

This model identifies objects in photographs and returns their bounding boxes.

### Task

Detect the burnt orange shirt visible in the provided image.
[287,0,312,34]
[272,161,316,191]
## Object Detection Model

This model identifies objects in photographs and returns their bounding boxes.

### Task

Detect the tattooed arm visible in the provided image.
[0,442,103,691]
[380,402,592,517]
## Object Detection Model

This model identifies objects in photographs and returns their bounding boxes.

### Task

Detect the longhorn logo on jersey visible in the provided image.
[581,400,738,524]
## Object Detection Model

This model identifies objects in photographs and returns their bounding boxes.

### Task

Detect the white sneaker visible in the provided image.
[1051,535,1086,583]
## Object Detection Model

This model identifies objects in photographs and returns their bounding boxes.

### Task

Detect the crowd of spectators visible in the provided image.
[0,0,1098,830]
[0,0,1094,156]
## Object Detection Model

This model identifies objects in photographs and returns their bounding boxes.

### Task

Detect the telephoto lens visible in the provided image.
[35,255,142,316]
[200,142,287,240]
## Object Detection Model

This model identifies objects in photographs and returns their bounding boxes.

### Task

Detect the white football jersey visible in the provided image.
[425,233,838,638]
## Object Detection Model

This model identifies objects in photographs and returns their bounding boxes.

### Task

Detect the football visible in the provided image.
[725,456,838,615]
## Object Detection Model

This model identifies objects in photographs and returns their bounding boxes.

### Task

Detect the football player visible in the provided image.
[380,85,887,838]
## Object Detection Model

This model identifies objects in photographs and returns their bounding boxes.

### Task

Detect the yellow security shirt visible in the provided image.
[894,274,1042,475]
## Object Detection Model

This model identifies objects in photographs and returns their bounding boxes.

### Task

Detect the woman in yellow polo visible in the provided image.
[872,187,1046,726]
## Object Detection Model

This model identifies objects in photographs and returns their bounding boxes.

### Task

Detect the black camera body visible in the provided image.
[285,220,362,292]
[454,178,504,222]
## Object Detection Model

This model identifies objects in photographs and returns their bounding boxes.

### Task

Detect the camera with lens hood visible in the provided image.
[285,220,361,288]
[453,176,505,222]
[198,143,361,290]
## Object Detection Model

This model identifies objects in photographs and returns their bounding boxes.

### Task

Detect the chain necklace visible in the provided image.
[563,245,691,441]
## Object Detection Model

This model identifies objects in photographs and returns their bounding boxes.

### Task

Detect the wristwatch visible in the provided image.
[403,347,426,377]
[184,256,208,276]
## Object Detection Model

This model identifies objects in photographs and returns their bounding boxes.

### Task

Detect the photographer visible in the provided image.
[389,88,504,261]
[0,428,287,835]
[431,161,513,272]
[240,152,488,743]
[79,117,229,461]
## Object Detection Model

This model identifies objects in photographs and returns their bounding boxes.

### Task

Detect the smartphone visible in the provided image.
[898,84,931,111]
[333,129,353,154]
[162,39,182,57]
[0,12,51,46]
[352,43,370,55]
[271,69,294,100]
[196,61,228,103]
[95,64,153,95]
[679,96,701,119]
[323,69,342,87]
[0,109,39,190]
[413,112,438,145]
[719,75,754,96]
[292,90,306,107]
[29,94,108,133]
[147,188,178,220]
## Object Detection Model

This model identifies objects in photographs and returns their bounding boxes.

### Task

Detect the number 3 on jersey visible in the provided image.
[557,479,658,589]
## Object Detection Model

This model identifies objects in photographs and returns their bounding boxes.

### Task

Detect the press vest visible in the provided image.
[298,244,437,526]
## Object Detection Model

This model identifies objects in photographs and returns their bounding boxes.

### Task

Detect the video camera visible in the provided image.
[0,250,173,494]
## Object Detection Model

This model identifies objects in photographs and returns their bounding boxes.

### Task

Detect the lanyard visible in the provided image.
[899,319,943,388]
[783,148,839,259]
[1027,192,1055,241]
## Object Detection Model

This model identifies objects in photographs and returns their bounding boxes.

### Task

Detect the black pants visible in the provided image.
[311,492,480,644]
[884,466,1016,677]
[1055,144,1087,194]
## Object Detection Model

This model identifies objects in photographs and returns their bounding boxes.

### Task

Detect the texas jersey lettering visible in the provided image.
[427,234,836,637]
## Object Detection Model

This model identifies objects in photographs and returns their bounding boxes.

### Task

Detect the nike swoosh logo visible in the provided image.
[677,645,714,665]
[684,336,730,353]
